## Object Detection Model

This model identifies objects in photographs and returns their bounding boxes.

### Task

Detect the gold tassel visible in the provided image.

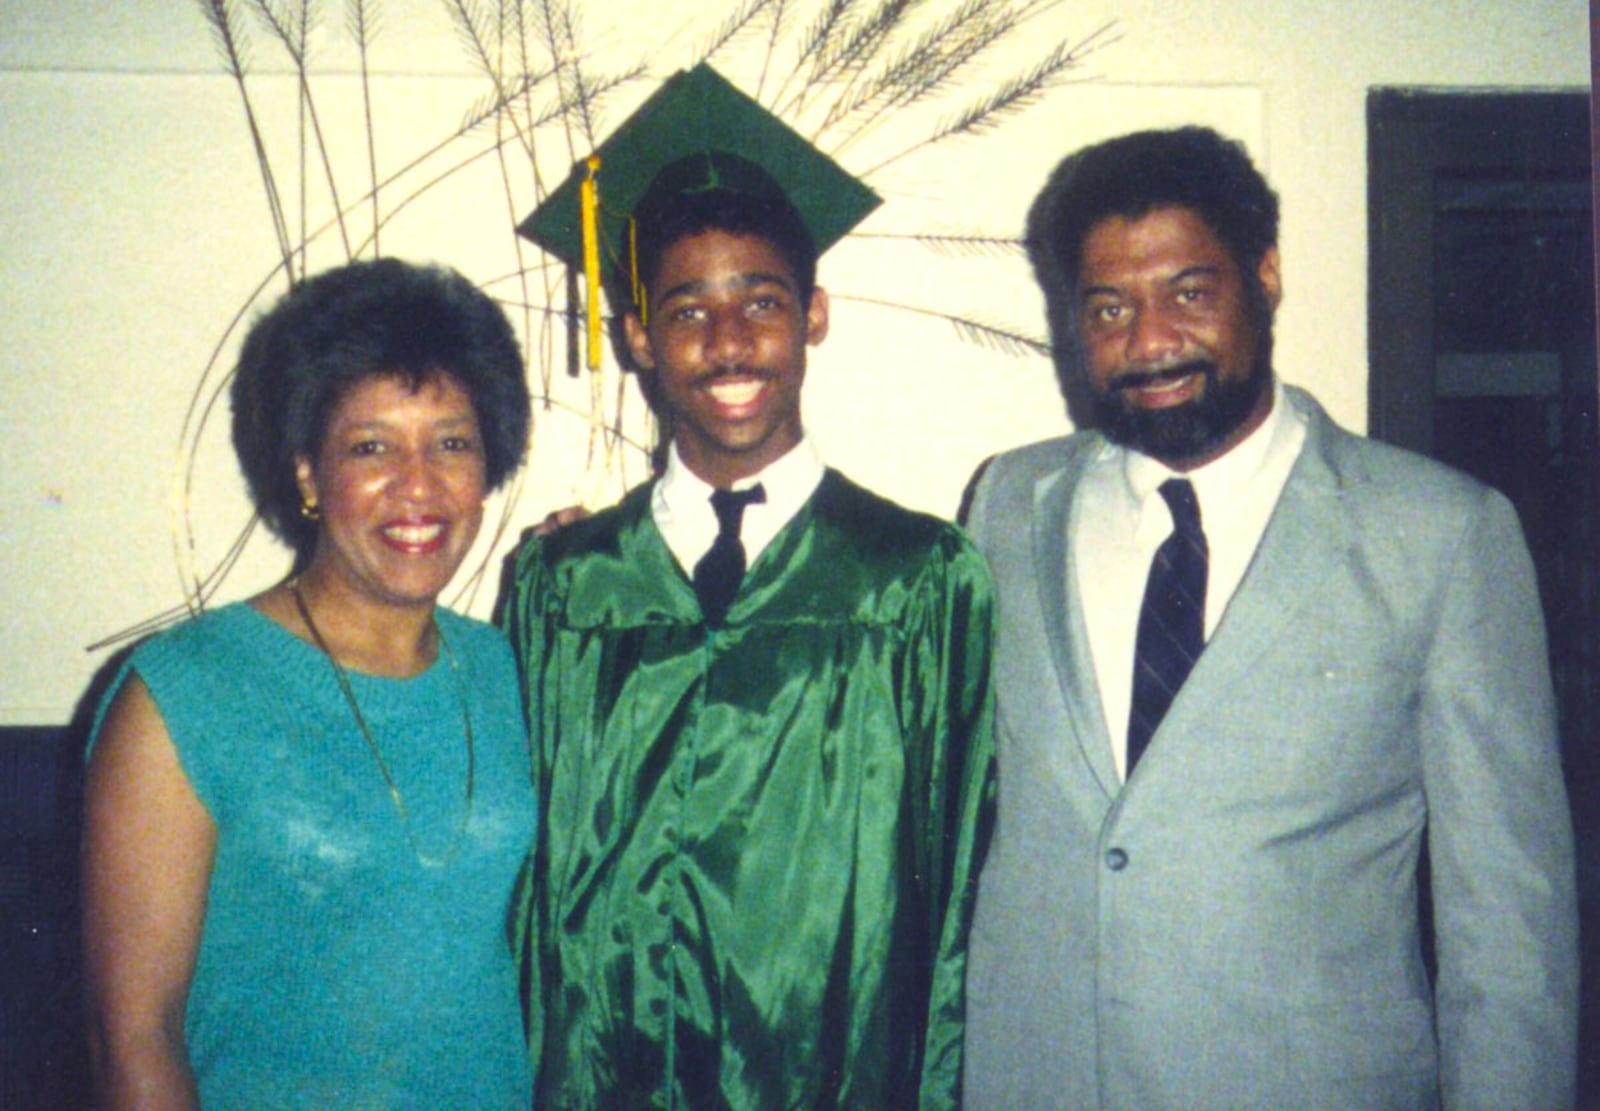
[579,154,603,370]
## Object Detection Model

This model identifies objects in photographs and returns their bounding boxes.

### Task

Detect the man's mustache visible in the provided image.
[1108,359,1217,393]
[695,365,771,385]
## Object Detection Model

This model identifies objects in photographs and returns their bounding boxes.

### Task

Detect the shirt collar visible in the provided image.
[658,434,824,509]
[654,435,826,571]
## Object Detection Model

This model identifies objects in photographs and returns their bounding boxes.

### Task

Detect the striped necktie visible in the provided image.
[1127,478,1208,772]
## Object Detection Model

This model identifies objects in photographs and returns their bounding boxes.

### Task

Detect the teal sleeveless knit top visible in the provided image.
[94,602,535,1109]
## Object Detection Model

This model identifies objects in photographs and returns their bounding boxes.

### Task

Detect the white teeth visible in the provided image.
[1139,374,1192,393]
[384,523,443,544]
[707,379,763,406]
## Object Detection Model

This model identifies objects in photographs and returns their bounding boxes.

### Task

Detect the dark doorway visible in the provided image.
[1368,88,1597,1102]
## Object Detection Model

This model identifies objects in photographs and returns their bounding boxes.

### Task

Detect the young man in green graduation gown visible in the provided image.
[499,65,996,1109]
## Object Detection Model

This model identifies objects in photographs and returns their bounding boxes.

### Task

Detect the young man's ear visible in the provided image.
[623,312,656,371]
[804,287,830,346]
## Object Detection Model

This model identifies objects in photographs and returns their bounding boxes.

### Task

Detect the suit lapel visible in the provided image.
[1157,393,1356,742]
[1030,446,1121,798]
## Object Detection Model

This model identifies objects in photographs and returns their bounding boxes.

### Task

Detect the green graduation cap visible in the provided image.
[519,63,881,366]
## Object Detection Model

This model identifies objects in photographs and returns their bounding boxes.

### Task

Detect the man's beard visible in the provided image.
[1090,339,1272,466]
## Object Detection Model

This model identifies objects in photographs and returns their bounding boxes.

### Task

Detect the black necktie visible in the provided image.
[1127,478,1208,772]
[693,484,766,626]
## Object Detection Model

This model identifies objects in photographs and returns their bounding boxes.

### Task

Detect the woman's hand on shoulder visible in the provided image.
[530,504,590,538]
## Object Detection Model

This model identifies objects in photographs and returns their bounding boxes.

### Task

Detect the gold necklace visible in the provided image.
[290,582,475,869]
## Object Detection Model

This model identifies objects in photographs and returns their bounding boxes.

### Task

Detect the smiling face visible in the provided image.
[294,372,486,611]
[1077,205,1281,469]
[624,229,828,488]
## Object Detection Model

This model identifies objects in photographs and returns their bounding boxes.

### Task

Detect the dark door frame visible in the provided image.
[1366,88,1592,451]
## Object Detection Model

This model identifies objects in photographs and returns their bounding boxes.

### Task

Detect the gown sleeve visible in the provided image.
[496,537,554,1079]
[902,531,997,1109]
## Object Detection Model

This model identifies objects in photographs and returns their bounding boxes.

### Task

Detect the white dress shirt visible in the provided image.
[651,435,826,575]
[1074,379,1308,781]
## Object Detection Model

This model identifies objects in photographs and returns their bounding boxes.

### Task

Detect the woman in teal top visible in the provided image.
[82,259,536,1109]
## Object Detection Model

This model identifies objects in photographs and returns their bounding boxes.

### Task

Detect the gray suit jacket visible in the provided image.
[962,387,1578,1110]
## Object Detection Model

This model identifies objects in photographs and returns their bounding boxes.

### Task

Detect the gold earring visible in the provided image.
[300,498,320,521]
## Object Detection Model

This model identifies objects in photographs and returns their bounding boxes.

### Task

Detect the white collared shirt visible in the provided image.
[1074,379,1308,781]
[652,435,826,574]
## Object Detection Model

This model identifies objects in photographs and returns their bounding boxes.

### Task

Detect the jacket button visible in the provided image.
[1105,848,1128,871]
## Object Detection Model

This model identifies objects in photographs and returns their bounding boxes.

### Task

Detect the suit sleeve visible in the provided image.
[903,531,998,1110]
[1419,488,1579,1109]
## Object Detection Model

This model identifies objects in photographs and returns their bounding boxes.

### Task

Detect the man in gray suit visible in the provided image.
[962,127,1579,1109]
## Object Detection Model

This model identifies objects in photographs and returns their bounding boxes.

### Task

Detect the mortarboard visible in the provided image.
[519,63,881,368]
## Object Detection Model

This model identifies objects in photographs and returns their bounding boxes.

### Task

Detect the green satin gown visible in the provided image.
[501,470,996,1109]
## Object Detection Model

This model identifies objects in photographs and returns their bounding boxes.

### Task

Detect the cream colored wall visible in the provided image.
[1,1,1588,724]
